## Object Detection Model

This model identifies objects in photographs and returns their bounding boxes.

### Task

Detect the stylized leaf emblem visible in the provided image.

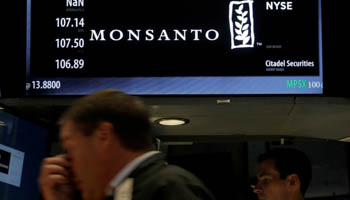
[229,1,255,49]
[234,4,251,45]
[235,35,243,40]
[238,4,243,11]
[235,22,242,29]
[243,36,250,44]
[242,24,249,31]
[235,28,242,35]
[242,30,249,38]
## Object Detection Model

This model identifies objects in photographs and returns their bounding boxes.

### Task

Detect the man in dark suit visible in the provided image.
[39,89,215,200]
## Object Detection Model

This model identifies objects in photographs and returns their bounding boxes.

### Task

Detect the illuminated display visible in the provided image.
[26,0,323,95]
[0,145,25,187]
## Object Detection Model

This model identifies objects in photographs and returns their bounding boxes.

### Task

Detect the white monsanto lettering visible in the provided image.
[266,1,293,10]
[90,30,106,41]
[110,30,123,41]
[205,29,219,41]
[89,29,220,41]
[66,0,84,7]
[158,30,171,41]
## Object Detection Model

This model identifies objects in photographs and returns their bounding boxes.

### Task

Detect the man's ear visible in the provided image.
[286,174,300,189]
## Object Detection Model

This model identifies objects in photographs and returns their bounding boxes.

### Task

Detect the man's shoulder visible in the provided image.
[132,163,215,200]
[136,162,211,190]
[154,164,201,182]
[133,157,201,185]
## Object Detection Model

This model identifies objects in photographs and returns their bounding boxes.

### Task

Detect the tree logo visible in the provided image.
[229,0,255,49]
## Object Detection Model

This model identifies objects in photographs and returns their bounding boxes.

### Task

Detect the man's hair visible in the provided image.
[257,147,312,196]
[60,89,152,151]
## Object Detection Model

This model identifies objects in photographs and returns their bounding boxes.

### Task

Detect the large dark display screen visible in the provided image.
[26,0,323,95]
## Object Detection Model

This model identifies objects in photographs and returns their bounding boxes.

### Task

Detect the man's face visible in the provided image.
[253,159,289,200]
[60,121,99,200]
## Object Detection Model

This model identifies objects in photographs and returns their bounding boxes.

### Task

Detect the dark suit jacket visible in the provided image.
[112,153,215,200]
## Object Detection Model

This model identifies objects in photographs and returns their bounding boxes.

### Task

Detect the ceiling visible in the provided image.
[1,96,350,142]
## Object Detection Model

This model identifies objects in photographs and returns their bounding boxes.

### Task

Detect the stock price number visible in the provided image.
[56,59,84,69]
[56,17,84,28]
[31,80,61,90]
[308,81,323,89]
[55,38,85,48]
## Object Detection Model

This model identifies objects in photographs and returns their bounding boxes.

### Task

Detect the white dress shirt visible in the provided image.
[105,151,161,196]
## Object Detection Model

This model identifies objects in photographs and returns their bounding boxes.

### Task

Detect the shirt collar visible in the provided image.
[105,151,161,195]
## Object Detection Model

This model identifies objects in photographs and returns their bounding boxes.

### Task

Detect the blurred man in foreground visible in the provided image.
[39,89,215,200]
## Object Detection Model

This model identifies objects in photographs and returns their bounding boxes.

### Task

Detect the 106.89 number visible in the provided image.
[55,59,84,69]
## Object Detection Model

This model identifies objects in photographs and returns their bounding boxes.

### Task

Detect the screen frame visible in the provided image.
[24,0,324,96]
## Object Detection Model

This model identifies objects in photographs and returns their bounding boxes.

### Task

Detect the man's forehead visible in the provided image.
[257,169,274,178]
[59,121,76,142]
[257,159,279,177]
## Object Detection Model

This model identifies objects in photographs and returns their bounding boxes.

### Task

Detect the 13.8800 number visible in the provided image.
[32,81,61,90]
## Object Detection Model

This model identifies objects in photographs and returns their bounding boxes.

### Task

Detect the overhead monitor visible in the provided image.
[26,0,323,95]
